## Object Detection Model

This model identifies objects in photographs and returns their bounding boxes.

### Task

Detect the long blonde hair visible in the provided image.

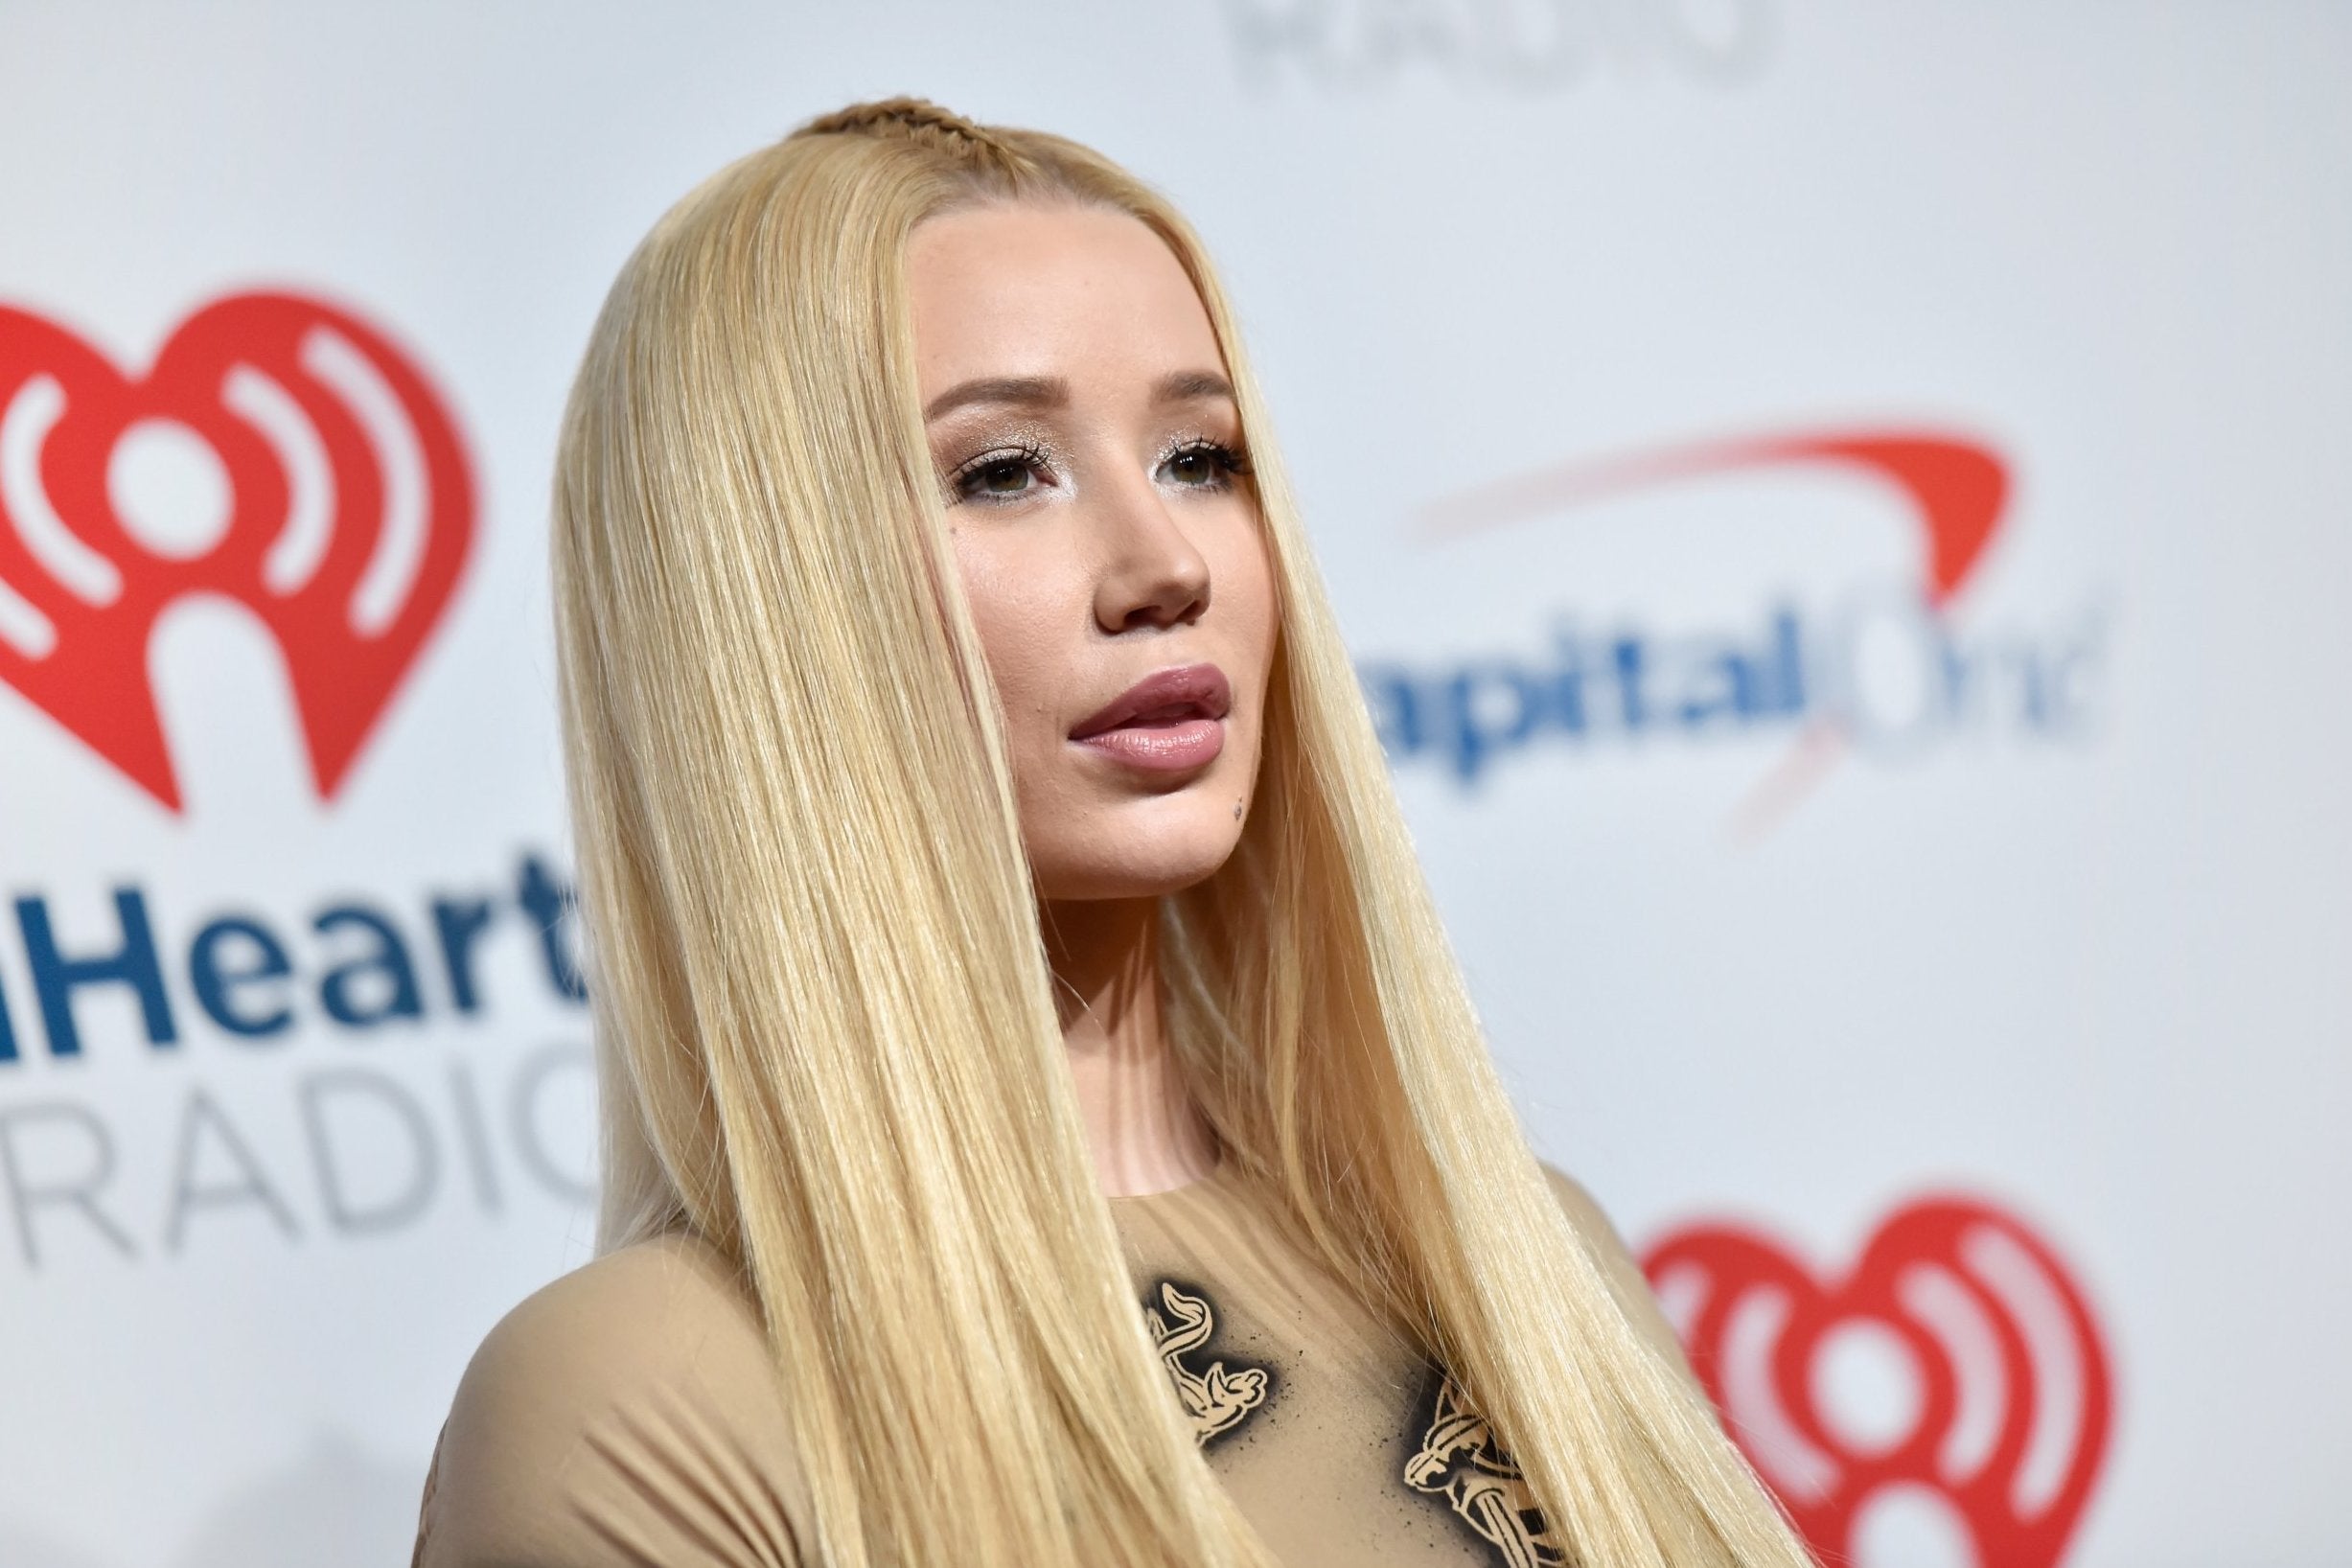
[551,97,1812,1568]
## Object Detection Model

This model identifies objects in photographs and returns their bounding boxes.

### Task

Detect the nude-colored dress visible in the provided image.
[410,1161,1692,1567]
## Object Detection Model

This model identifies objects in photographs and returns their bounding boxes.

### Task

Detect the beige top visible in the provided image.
[411,1161,1692,1568]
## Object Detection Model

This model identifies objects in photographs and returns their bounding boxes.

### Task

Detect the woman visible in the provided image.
[412,99,1814,1568]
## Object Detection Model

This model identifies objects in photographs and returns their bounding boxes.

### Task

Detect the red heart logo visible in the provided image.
[0,292,476,813]
[1642,1197,2113,1568]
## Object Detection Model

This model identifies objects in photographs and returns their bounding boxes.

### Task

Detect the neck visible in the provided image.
[1042,896,1218,1198]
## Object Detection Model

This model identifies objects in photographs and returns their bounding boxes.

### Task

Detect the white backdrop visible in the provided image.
[1,4,2346,1565]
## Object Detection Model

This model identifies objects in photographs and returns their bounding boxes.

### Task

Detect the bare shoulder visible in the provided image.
[414,1233,808,1568]
[1533,1162,1699,1385]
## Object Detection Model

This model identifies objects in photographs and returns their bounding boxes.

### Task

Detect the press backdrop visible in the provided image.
[1,4,2346,1565]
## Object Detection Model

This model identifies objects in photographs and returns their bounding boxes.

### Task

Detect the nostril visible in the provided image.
[1094,507,1212,632]
[1115,589,1206,634]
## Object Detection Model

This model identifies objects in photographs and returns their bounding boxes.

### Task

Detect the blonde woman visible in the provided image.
[411,99,1814,1568]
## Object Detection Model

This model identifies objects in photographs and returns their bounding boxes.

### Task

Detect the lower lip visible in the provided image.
[1073,718,1226,772]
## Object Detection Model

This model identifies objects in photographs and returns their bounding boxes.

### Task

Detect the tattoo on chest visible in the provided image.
[1141,1279,1273,1447]
[1405,1371,1569,1568]
[1133,1280,1566,1567]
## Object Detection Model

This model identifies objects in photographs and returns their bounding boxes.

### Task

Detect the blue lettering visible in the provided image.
[188,915,296,1040]
[13,888,176,1058]
[1607,634,1651,729]
[1441,664,1546,782]
[1671,641,1762,727]
[1358,588,2101,785]
[516,855,587,1003]
[312,905,425,1029]
[1766,606,1808,716]
[431,897,498,1015]
[1545,627,1594,737]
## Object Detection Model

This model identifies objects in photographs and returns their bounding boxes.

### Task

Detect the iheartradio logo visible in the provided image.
[1644,1198,2113,1568]
[0,291,476,813]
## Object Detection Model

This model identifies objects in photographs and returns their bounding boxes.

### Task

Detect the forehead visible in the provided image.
[904,202,1223,391]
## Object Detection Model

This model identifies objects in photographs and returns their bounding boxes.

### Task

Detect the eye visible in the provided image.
[1159,438,1250,491]
[968,456,1034,496]
[949,442,1052,505]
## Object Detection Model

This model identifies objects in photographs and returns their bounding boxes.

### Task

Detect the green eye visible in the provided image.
[975,458,1030,494]
[953,446,1048,502]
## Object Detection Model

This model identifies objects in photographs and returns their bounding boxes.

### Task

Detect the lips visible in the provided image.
[1069,662,1232,772]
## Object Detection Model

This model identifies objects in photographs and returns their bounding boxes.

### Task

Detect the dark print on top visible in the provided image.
[1142,1279,1273,1447]
[1404,1370,1568,1568]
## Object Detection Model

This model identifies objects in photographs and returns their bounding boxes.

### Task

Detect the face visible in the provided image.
[907,202,1278,904]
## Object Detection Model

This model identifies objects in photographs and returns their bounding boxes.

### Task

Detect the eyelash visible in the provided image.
[943,436,1253,506]
[947,440,1054,505]
[1157,436,1252,492]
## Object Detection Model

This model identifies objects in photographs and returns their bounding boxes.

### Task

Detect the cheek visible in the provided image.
[1214,518,1281,690]
[953,531,1072,739]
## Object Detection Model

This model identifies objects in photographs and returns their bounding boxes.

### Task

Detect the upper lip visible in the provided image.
[1068,662,1233,740]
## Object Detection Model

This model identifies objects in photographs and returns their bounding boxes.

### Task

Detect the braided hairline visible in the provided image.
[794,96,1026,163]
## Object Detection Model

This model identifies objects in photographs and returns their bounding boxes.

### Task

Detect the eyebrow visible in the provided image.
[921,369,1235,422]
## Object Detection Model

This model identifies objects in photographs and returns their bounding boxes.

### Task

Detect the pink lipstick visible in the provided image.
[1068,662,1232,772]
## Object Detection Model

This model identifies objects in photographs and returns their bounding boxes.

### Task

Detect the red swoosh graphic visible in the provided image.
[1420,428,2011,609]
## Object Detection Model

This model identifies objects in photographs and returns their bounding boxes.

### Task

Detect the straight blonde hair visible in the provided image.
[552,97,1814,1568]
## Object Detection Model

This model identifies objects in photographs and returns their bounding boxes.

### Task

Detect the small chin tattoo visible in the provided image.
[1233,799,1245,820]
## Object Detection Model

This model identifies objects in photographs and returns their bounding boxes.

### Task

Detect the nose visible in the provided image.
[1092,473,1211,634]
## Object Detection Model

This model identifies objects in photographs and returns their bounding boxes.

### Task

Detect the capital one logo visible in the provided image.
[1371,422,2111,832]
[0,292,476,813]
[1643,1198,2113,1567]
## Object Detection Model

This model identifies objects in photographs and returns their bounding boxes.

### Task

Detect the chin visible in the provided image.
[1030,802,1246,903]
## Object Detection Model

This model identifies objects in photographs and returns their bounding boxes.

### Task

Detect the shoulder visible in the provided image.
[414,1233,809,1568]
[1533,1162,1699,1386]
[456,1231,777,1413]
